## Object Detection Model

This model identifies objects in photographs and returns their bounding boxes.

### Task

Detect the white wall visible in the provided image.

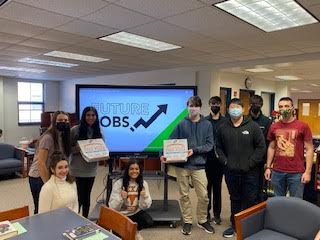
[0,78,60,145]
[60,68,197,112]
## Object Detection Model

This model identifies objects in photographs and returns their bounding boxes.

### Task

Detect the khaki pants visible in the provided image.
[175,167,209,224]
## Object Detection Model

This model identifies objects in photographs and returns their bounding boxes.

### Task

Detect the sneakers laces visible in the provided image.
[181,223,192,235]
[223,227,235,238]
[197,221,215,234]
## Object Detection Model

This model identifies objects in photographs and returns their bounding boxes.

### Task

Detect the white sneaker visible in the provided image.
[136,231,144,240]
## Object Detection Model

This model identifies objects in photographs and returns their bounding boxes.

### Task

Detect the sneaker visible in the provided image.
[197,221,215,234]
[213,216,221,225]
[223,227,235,238]
[181,223,192,235]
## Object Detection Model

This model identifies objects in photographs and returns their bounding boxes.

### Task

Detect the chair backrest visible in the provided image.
[264,197,320,240]
[0,206,29,221]
[97,205,137,240]
[0,143,15,159]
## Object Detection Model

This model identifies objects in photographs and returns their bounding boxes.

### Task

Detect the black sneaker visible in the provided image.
[181,223,192,235]
[197,221,215,234]
[213,216,221,225]
[223,227,235,238]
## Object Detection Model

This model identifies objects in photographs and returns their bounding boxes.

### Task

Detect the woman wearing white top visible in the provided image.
[39,151,78,213]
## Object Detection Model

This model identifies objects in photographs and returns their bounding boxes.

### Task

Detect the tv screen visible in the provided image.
[76,85,196,156]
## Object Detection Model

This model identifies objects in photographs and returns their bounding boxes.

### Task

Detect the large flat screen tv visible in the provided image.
[76,85,196,157]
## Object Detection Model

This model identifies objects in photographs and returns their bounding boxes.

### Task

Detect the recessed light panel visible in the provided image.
[215,0,318,32]
[19,58,78,68]
[99,32,182,52]
[44,51,109,62]
[275,75,301,80]
[0,66,45,73]
[245,68,274,72]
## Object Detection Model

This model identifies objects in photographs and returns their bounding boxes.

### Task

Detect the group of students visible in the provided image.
[161,94,314,238]
[27,107,152,239]
[26,94,314,239]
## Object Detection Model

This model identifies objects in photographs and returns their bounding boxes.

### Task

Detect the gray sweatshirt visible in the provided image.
[170,115,214,170]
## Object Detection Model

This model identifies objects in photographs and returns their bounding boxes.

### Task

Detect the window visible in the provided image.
[18,82,44,125]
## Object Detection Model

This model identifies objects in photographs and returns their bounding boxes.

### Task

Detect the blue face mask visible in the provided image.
[229,107,242,119]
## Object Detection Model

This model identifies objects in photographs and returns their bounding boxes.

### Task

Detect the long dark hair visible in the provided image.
[49,151,75,183]
[39,111,71,156]
[122,159,144,200]
[78,106,102,140]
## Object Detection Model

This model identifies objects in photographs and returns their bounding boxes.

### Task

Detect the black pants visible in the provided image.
[225,169,259,228]
[75,177,95,218]
[28,177,44,214]
[205,160,224,219]
[128,210,153,230]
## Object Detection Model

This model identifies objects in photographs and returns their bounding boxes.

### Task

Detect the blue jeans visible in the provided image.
[271,170,304,198]
[225,169,259,228]
[28,177,44,214]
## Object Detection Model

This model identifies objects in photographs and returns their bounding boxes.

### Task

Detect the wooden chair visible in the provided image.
[0,206,29,221]
[97,205,137,240]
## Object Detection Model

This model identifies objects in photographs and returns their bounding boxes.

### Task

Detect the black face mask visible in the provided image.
[211,106,220,114]
[56,122,70,132]
[251,105,261,115]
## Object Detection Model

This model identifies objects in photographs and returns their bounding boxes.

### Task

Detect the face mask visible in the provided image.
[279,108,293,119]
[251,105,261,115]
[211,106,220,115]
[188,107,201,117]
[229,107,242,119]
[56,122,70,132]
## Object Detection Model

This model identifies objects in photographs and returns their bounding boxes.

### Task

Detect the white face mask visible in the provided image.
[188,107,201,117]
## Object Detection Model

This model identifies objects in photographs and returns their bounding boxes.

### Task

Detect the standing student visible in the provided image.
[248,95,272,202]
[265,97,313,198]
[109,159,153,240]
[69,106,103,218]
[161,96,214,236]
[216,98,266,238]
[205,96,227,224]
[28,111,71,214]
[39,151,78,213]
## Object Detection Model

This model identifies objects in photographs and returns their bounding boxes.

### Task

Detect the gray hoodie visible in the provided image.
[170,115,213,170]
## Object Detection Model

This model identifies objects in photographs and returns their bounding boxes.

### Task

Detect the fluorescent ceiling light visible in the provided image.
[19,57,78,68]
[0,66,45,73]
[275,75,301,80]
[290,88,299,91]
[245,68,274,73]
[300,90,312,93]
[44,51,109,62]
[214,0,318,32]
[311,83,320,87]
[99,31,182,52]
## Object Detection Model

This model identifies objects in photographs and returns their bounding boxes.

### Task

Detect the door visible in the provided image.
[239,89,255,116]
[298,99,320,136]
[220,87,231,116]
[261,92,275,117]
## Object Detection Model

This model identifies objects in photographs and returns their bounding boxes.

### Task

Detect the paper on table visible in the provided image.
[83,231,109,240]
[12,222,27,234]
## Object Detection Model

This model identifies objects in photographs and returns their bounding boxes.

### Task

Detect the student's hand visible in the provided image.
[160,156,167,163]
[140,188,146,197]
[301,171,311,184]
[187,149,193,157]
[264,168,272,181]
[121,187,128,199]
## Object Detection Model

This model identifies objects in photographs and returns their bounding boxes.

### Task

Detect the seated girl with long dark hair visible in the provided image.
[109,159,153,239]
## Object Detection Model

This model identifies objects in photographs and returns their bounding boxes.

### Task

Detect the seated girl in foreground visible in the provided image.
[39,151,78,213]
[109,159,153,239]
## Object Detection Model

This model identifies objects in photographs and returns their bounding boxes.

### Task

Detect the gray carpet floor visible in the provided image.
[0,166,235,240]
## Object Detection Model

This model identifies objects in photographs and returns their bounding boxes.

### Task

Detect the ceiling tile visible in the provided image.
[34,30,91,45]
[56,20,118,38]
[0,18,48,37]
[83,4,155,29]
[14,0,110,17]
[115,0,204,18]
[0,32,27,44]
[18,38,70,50]
[0,2,73,28]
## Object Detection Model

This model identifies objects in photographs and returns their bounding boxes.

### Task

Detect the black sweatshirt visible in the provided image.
[216,117,266,172]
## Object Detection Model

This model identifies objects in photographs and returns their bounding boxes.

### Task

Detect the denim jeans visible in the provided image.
[28,177,44,214]
[225,169,259,228]
[271,170,304,198]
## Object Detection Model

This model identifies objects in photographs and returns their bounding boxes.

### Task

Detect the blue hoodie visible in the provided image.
[170,115,213,170]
